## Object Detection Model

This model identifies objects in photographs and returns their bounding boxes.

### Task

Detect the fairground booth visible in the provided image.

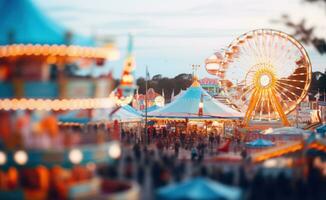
[148,76,244,136]
[0,0,140,199]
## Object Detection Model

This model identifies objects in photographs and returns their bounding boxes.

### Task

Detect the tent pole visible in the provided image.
[145,68,148,146]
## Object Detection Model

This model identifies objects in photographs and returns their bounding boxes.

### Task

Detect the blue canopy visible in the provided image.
[246,139,274,147]
[58,105,143,124]
[149,79,243,119]
[316,124,326,134]
[144,105,160,113]
[92,105,142,122]
[123,104,142,116]
[58,110,90,124]
[156,177,241,200]
[0,0,93,46]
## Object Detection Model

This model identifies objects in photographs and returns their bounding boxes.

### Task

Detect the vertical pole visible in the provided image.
[145,67,148,145]
[296,105,299,128]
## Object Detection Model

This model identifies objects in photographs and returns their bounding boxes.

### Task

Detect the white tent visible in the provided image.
[92,106,142,123]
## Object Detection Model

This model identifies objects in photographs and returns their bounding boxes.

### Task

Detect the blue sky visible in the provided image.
[35,0,325,78]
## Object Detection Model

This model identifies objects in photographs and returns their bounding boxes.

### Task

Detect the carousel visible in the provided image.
[148,75,244,136]
[0,0,139,199]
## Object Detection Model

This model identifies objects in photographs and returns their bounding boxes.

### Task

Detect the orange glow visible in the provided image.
[0,97,114,111]
[253,142,304,162]
[0,44,120,60]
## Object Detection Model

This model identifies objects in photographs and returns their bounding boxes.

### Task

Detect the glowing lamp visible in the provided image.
[0,151,7,165]
[263,159,278,168]
[108,142,121,159]
[69,149,83,164]
[154,96,165,107]
[14,150,28,165]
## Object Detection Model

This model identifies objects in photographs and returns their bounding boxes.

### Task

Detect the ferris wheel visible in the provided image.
[205,29,312,126]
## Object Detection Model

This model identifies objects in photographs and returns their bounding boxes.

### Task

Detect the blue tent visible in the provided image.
[0,0,93,46]
[123,104,142,116]
[149,79,243,119]
[144,105,160,113]
[316,124,326,134]
[93,106,142,122]
[156,177,241,200]
[58,110,90,124]
[246,139,274,147]
[58,105,143,124]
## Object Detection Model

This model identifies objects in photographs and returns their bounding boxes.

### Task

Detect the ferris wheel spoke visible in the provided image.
[252,32,264,61]
[239,85,255,100]
[261,33,269,62]
[277,80,305,92]
[241,41,257,65]
[247,38,262,63]
[280,78,306,85]
[274,85,294,101]
[275,82,300,100]
[290,72,307,76]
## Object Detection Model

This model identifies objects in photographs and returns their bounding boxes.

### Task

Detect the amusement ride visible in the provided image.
[205,29,312,126]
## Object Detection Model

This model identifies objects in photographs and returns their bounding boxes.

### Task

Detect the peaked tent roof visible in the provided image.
[0,0,93,46]
[246,139,274,147]
[58,105,142,124]
[122,104,142,116]
[144,105,160,113]
[149,78,244,119]
[92,106,143,122]
[156,177,241,200]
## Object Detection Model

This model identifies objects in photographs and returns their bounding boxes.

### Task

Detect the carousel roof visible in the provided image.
[0,0,92,46]
[58,105,143,124]
[93,106,143,122]
[122,104,142,116]
[148,78,244,119]
[246,139,274,147]
[0,0,119,59]
[156,177,241,200]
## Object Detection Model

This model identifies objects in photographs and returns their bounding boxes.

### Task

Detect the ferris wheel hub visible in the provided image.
[259,74,271,87]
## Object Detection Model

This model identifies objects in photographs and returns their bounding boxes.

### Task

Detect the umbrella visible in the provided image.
[156,177,241,200]
[246,139,274,147]
[316,124,326,134]
[261,127,306,135]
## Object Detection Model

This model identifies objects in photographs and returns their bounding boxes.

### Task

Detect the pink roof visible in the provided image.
[199,77,219,85]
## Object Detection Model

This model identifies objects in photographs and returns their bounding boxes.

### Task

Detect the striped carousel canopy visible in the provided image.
[148,78,244,120]
[0,0,93,46]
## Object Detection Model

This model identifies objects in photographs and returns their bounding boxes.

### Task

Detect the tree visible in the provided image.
[275,0,326,54]
[274,0,326,97]
[134,73,193,102]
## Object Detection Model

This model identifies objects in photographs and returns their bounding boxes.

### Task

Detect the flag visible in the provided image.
[171,89,174,101]
[146,66,150,81]
[315,92,320,101]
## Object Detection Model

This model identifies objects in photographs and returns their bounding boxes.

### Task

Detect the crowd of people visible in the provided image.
[98,135,326,200]
[121,126,245,161]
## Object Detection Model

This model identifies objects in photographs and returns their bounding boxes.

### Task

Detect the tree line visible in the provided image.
[131,71,326,101]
